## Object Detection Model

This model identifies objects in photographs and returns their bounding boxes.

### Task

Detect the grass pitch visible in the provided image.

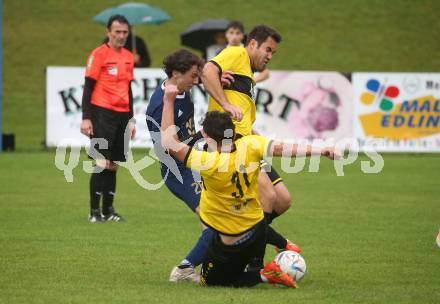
[0,151,439,303]
[2,1,440,303]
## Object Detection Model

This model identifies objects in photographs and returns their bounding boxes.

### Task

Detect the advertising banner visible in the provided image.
[254,71,353,141]
[46,67,354,148]
[353,73,440,152]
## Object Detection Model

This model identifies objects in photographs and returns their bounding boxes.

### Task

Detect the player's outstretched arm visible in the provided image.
[269,141,341,160]
[202,62,243,121]
[160,84,190,163]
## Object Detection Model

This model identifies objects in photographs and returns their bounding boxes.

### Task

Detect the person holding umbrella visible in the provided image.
[180,19,229,61]
[205,31,227,61]
[124,30,151,67]
[81,15,136,222]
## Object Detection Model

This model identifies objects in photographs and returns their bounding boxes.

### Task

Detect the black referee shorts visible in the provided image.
[89,105,131,162]
[200,219,267,287]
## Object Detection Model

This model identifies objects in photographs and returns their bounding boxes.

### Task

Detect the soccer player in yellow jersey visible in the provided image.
[160,83,339,287]
[224,21,270,83]
[203,25,298,267]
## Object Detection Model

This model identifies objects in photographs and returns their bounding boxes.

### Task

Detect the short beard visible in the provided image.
[253,64,266,73]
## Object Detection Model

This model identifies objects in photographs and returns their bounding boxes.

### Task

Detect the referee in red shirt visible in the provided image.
[81,15,136,223]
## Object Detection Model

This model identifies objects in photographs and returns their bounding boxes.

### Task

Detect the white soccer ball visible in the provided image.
[274,250,307,282]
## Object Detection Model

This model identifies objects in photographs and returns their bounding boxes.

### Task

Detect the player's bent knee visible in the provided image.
[279,192,292,209]
[274,183,292,213]
[275,196,292,214]
[267,189,277,206]
[259,187,277,212]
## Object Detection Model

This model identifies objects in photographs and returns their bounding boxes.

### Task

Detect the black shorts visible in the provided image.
[89,105,131,162]
[200,219,267,287]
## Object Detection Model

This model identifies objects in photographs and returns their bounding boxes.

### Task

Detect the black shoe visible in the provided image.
[103,207,124,222]
[103,213,124,222]
[88,209,104,223]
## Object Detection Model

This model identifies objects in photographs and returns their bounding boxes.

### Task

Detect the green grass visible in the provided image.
[0,151,439,303]
[4,0,440,149]
[2,1,440,303]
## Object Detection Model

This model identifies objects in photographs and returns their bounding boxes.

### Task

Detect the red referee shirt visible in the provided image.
[85,44,134,112]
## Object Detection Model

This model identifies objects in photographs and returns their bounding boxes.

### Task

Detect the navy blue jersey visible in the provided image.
[146,80,198,174]
[147,81,196,142]
[146,80,201,211]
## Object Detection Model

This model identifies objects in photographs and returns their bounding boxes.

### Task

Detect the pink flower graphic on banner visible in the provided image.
[307,105,339,132]
[287,78,341,139]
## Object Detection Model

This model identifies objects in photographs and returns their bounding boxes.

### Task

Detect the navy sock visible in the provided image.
[181,228,214,267]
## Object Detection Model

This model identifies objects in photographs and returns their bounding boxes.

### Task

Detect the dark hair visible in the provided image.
[245,25,282,46]
[107,14,130,29]
[163,49,204,78]
[202,111,235,144]
[226,21,245,33]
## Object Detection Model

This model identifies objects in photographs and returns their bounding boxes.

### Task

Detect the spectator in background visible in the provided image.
[225,21,245,47]
[124,31,152,67]
[204,31,227,61]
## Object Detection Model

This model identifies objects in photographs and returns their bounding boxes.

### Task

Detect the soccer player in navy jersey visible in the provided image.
[146,49,213,282]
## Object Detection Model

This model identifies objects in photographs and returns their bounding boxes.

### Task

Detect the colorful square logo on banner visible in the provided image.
[360,79,400,111]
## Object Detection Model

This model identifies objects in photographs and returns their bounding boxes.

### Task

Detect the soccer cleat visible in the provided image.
[103,207,124,222]
[276,239,302,253]
[169,266,200,283]
[261,261,296,288]
[88,210,104,223]
[103,212,124,222]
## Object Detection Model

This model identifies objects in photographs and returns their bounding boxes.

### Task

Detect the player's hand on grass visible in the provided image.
[220,71,234,87]
[321,147,342,160]
[164,84,179,103]
[80,119,93,137]
[222,103,243,122]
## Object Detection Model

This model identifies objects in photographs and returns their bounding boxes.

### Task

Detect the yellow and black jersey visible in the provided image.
[208,46,256,136]
[184,135,271,235]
